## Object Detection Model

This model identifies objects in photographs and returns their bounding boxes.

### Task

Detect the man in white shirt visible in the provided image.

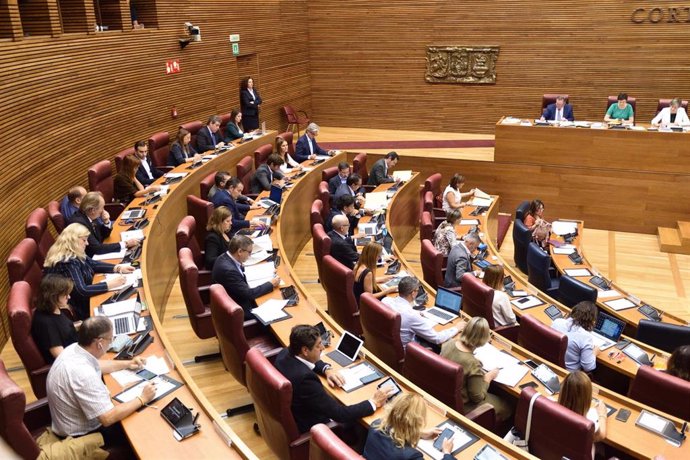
[382,276,458,350]
[133,139,163,186]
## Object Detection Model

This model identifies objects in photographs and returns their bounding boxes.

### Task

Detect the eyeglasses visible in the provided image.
[99,335,114,344]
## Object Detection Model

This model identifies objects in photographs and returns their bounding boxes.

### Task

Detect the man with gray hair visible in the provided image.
[327,214,359,269]
[295,122,334,162]
[196,114,226,153]
[381,276,458,349]
[444,233,480,288]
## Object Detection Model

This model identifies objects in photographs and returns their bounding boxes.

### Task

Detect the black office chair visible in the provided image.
[557,275,597,307]
[636,320,690,353]
[513,218,531,274]
[527,243,559,298]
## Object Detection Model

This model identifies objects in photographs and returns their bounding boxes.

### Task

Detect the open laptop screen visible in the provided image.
[269,185,283,204]
[435,287,462,314]
[594,312,625,341]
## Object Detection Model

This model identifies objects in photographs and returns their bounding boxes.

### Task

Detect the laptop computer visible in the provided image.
[591,311,626,351]
[424,287,462,325]
[109,296,144,335]
[260,185,283,208]
[325,331,364,367]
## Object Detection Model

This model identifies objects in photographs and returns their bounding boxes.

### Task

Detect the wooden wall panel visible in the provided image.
[0,0,312,346]
[308,0,690,133]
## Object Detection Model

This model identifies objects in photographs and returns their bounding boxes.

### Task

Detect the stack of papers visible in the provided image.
[252,234,273,252]
[473,344,528,387]
[469,196,492,207]
[339,363,380,392]
[551,221,578,236]
[100,297,137,316]
[501,117,521,125]
[110,354,171,386]
[164,172,188,179]
[392,170,412,182]
[364,192,388,210]
[245,249,270,266]
[252,298,289,324]
[120,229,144,241]
[244,263,275,288]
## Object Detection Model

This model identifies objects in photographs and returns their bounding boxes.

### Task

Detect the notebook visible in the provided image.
[424,287,462,325]
[325,331,364,367]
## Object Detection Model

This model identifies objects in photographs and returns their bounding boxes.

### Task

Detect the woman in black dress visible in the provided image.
[31,274,79,363]
[240,76,262,131]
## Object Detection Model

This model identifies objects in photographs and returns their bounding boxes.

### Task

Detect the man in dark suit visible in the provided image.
[196,115,226,153]
[328,162,350,195]
[68,192,140,257]
[250,154,285,194]
[132,140,163,186]
[211,178,258,235]
[444,233,480,288]
[295,123,333,162]
[541,95,574,122]
[368,151,400,187]
[326,195,360,234]
[333,174,365,209]
[274,325,389,434]
[211,235,280,319]
[327,215,359,269]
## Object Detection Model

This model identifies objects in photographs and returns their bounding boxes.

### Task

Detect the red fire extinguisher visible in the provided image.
[171,106,178,119]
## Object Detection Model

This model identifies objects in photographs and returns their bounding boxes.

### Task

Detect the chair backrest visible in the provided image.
[200,171,216,201]
[359,293,404,371]
[0,358,41,460]
[424,173,443,197]
[236,156,254,193]
[178,248,216,341]
[312,224,331,281]
[87,160,114,202]
[25,207,54,267]
[7,238,42,304]
[527,242,552,291]
[424,190,444,224]
[352,153,368,184]
[517,314,567,368]
[114,146,134,172]
[218,112,233,138]
[420,239,444,289]
[245,348,304,460]
[210,284,251,386]
[461,273,496,329]
[656,98,689,113]
[318,181,331,214]
[628,365,690,421]
[512,218,531,274]
[403,342,464,413]
[176,215,205,270]
[47,200,65,234]
[321,166,338,184]
[541,94,569,110]
[515,387,594,460]
[7,281,49,400]
[282,105,298,123]
[310,200,325,228]
[636,319,690,353]
[185,196,213,250]
[254,144,274,168]
[558,275,597,308]
[277,131,295,155]
[179,120,204,150]
[420,211,434,242]
[321,255,361,335]
[607,95,637,115]
[515,200,530,221]
[309,423,363,460]
[148,132,171,169]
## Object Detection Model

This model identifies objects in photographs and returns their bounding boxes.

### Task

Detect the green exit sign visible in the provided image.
[232,43,240,56]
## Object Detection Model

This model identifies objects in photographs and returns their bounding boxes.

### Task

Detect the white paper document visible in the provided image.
[510,290,528,297]
[473,189,490,200]
[364,192,389,210]
[417,422,474,460]
[501,117,521,125]
[245,249,270,266]
[252,234,273,252]
[252,298,289,323]
[164,172,188,179]
[110,369,144,387]
[340,363,378,392]
[597,289,621,299]
[144,355,171,376]
[100,297,138,317]
[392,170,413,182]
[551,220,578,236]
[493,364,529,387]
[564,268,592,277]
[469,197,492,207]
[510,296,543,310]
[93,249,126,261]
[637,411,668,432]
[604,298,636,311]
[552,246,576,255]
[120,230,144,241]
[244,263,275,288]
[474,343,521,371]
[459,219,480,226]
[104,270,141,291]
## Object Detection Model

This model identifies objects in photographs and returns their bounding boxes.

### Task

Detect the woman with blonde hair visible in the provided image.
[352,242,396,305]
[559,371,607,443]
[363,393,454,458]
[168,128,201,166]
[204,206,233,270]
[441,317,512,422]
[275,136,301,171]
[482,265,517,327]
[114,155,160,204]
[43,223,133,320]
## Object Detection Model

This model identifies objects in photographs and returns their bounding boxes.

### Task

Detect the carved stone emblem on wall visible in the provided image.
[425,46,499,84]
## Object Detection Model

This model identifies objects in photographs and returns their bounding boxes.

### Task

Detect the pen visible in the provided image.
[192,411,200,426]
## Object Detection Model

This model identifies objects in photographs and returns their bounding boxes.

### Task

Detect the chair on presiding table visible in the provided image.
[87,160,125,219]
[282,105,310,137]
[236,155,259,200]
[628,365,690,421]
[310,199,325,228]
[47,200,66,234]
[176,215,211,284]
[527,242,559,298]
[147,131,174,172]
[359,293,404,372]
[7,238,43,304]
[517,314,567,368]
[25,207,54,266]
[321,255,361,336]
[311,224,331,283]
[512,218,531,274]
[606,95,637,122]
[403,343,496,432]
[209,284,281,416]
[656,98,689,113]
[254,144,273,168]
[557,275,597,307]
[541,94,569,111]
[461,273,519,342]
[185,196,213,250]
[309,424,362,460]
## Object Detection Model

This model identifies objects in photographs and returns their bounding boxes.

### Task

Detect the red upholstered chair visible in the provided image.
[606,95,637,117]
[179,120,204,150]
[176,216,211,285]
[461,273,519,342]
[147,131,174,171]
[114,146,134,172]
[254,144,274,168]
[218,112,233,139]
[352,153,368,184]
[420,239,446,290]
[424,191,445,228]
[317,181,331,215]
[517,314,567,368]
[309,424,362,460]
[25,208,54,267]
[515,387,594,460]
[7,238,43,304]
[321,167,338,184]
[47,200,66,235]
[656,98,689,113]
[321,255,361,336]
[200,171,216,201]
[87,160,124,218]
[282,105,310,137]
[7,281,50,399]
[310,200,325,228]
[628,365,690,421]
[236,155,259,199]
[541,93,569,110]
[403,343,496,431]
[185,196,213,251]
[420,211,434,242]
[359,293,404,372]
[424,173,442,196]
[278,131,295,156]
[245,348,311,460]
[311,224,331,282]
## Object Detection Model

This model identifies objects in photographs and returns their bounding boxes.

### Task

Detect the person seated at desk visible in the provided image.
[532,223,550,251]
[442,173,475,213]
[196,115,226,153]
[334,174,366,209]
[667,345,690,381]
[482,265,517,327]
[250,154,285,194]
[558,371,608,445]
[652,98,690,126]
[383,276,458,350]
[364,393,455,459]
[327,195,360,234]
[207,171,255,206]
[168,128,201,167]
[551,301,599,373]
[353,242,396,305]
[224,109,244,142]
[604,93,634,124]
[444,233,480,289]
[440,317,512,422]
[240,76,262,131]
[43,223,133,320]
[69,191,141,257]
[368,151,400,187]
[523,199,549,231]
[295,122,333,163]
[204,206,232,270]
[273,324,390,434]
[433,209,461,256]
[31,274,79,364]
[211,235,279,319]
[133,139,163,186]
[211,177,261,236]
[59,185,87,221]
[329,161,351,195]
[541,95,574,122]
[328,215,360,270]
[275,136,301,172]
[113,155,160,205]
[46,317,155,451]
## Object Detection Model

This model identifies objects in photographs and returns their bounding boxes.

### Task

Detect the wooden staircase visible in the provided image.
[658,221,690,254]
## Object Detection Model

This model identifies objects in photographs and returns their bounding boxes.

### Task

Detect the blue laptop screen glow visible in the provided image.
[595,313,625,340]
[435,288,462,314]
